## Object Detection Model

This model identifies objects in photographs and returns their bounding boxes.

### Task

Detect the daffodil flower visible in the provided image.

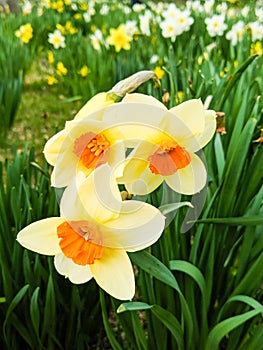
[116,99,216,195]
[44,95,167,188]
[44,119,126,188]
[17,165,165,300]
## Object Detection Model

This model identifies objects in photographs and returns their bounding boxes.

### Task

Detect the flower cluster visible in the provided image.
[17,71,216,300]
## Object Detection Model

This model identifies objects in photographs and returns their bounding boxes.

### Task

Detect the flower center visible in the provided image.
[74,132,110,169]
[148,141,191,176]
[57,220,103,266]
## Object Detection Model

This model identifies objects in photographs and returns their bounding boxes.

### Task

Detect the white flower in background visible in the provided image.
[226,8,238,19]
[71,3,78,11]
[100,4,109,15]
[150,54,159,64]
[255,7,263,21]
[247,21,263,41]
[90,29,107,51]
[139,13,151,36]
[125,20,139,36]
[160,18,178,42]
[122,5,132,15]
[203,0,215,14]
[162,3,179,19]
[48,29,66,49]
[216,2,227,15]
[241,6,250,17]
[150,2,165,16]
[22,0,33,15]
[205,14,227,37]
[83,11,91,23]
[174,9,194,34]
[186,0,204,13]
[132,3,146,12]
[226,21,246,46]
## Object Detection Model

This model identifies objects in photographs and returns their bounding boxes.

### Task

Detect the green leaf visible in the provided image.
[100,290,123,350]
[30,287,40,338]
[3,284,29,341]
[169,260,208,310]
[190,216,263,226]
[117,302,184,350]
[206,309,260,350]
[117,301,152,313]
[159,201,193,216]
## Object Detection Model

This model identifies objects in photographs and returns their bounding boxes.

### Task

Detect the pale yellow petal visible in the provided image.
[195,110,216,148]
[164,153,207,195]
[74,92,114,120]
[43,129,67,166]
[122,93,167,110]
[90,248,135,300]
[102,201,165,250]
[169,99,205,137]
[60,164,122,224]
[51,150,77,188]
[101,103,166,146]
[17,217,64,255]
[54,254,93,284]
[125,165,163,195]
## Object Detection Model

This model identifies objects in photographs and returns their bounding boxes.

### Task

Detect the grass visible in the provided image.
[0,61,83,161]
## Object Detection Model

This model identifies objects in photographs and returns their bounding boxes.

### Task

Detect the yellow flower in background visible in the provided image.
[15,23,33,44]
[74,13,82,20]
[250,41,262,56]
[17,165,165,300]
[56,61,67,76]
[175,91,184,104]
[78,65,91,77]
[48,50,55,64]
[154,66,165,80]
[65,20,78,35]
[51,0,64,13]
[80,2,88,11]
[47,75,58,85]
[106,24,133,52]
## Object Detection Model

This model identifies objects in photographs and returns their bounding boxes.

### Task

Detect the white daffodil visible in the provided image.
[17,165,166,300]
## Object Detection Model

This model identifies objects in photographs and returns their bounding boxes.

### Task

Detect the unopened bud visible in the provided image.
[107,70,160,101]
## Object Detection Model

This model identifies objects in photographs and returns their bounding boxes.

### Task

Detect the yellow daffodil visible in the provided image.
[56,61,67,76]
[106,24,133,52]
[47,50,55,64]
[15,23,33,44]
[116,99,216,195]
[78,65,91,77]
[47,75,58,85]
[154,66,165,80]
[17,165,165,300]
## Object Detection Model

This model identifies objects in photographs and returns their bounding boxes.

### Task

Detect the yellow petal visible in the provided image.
[90,248,135,300]
[169,99,205,138]
[17,217,64,255]
[122,93,167,110]
[102,201,165,250]
[51,150,77,188]
[74,92,114,120]
[164,153,207,195]
[195,110,216,148]
[60,164,122,224]
[54,254,93,284]
[125,165,163,195]
[43,129,67,166]
[102,103,166,146]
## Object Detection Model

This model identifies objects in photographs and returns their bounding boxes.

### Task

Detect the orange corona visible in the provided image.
[148,141,191,176]
[57,221,103,266]
[74,132,110,169]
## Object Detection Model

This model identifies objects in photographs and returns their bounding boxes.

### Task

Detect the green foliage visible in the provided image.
[1,0,263,349]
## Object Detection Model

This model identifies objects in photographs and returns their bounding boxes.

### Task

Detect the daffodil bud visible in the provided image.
[107,70,160,101]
